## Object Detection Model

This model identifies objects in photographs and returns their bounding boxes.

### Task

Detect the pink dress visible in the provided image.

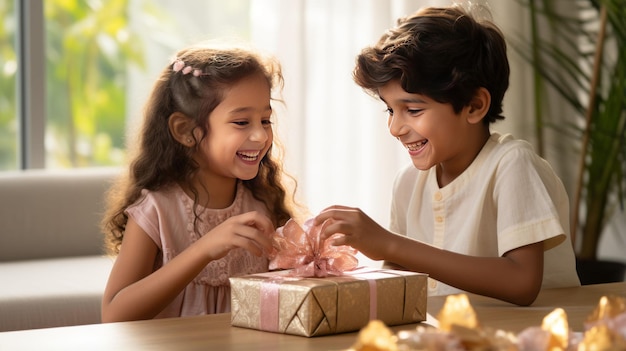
[125,183,269,318]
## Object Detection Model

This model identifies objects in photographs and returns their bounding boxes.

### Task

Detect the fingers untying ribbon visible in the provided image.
[268,218,359,277]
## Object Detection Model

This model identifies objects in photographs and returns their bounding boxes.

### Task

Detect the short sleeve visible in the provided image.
[493,145,568,255]
[125,191,163,249]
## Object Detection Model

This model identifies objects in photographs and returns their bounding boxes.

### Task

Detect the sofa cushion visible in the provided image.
[0,255,114,331]
[0,167,120,261]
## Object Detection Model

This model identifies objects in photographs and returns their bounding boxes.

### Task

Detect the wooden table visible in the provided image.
[428,281,626,333]
[1,282,623,350]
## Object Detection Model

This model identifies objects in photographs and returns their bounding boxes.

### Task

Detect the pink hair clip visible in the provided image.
[172,60,185,72]
[172,58,206,77]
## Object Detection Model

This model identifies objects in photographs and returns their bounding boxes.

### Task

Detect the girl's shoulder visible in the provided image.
[127,184,183,211]
[128,182,271,218]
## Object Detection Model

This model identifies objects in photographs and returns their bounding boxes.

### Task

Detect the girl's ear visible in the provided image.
[466,87,491,125]
[168,112,197,147]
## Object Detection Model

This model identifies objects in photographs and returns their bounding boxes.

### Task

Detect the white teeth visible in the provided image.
[405,140,427,151]
[238,151,260,160]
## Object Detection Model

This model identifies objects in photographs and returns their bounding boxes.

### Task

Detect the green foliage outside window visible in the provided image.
[0,0,145,170]
[45,0,144,168]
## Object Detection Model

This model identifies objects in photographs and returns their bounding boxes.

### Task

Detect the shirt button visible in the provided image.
[434,192,442,201]
[429,279,438,289]
[435,216,443,223]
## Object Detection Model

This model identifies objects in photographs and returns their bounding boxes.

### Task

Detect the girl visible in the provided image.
[101,43,296,322]
[315,5,580,306]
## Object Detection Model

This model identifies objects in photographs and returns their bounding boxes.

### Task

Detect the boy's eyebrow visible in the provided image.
[380,96,427,104]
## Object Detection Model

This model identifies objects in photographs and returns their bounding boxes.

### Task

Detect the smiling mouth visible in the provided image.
[237,151,261,161]
[405,140,428,151]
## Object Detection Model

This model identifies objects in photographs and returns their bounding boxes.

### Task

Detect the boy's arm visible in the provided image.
[316,206,544,306]
[383,234,544,306]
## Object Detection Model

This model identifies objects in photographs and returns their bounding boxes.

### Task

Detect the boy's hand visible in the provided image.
[314,205,392,261]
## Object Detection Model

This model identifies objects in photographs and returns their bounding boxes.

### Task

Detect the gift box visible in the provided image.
[229,268,428,337]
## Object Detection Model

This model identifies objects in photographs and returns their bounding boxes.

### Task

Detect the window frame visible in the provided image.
[16,0,45,169]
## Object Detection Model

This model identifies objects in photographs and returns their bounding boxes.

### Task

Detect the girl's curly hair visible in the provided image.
[102,43,297,255]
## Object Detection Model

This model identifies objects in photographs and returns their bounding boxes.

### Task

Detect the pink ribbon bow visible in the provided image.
[268,218,359,277]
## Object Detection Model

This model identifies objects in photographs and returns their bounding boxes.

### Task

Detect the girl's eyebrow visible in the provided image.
[229,105,272,114]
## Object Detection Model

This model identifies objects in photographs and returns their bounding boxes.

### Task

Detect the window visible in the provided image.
[1,0,251,170]
[44,0,139,168]
[0,0,17,170]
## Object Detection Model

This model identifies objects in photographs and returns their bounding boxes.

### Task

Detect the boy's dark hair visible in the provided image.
[354,6,509,124]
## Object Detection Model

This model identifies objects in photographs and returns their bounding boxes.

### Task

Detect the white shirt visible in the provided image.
[389,132,581,296]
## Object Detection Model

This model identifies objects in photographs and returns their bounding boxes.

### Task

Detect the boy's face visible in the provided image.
[379,79,484,181]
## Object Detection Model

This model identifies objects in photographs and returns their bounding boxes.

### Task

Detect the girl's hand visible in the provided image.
[199,211,274,261]
[102,212,274,323]
[314,205,393,261]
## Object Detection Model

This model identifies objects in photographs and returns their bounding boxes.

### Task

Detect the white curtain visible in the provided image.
[127,0,626,268]
[250,0,461,223]
[129,0,529,227]
[128,0,535,267]
[247,0,531,267]
[249,0,529,221]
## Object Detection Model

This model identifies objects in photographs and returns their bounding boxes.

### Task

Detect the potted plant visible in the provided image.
[511,0,625,284]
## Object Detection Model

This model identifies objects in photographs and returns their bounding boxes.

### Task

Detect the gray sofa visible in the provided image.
[0,167,120,331]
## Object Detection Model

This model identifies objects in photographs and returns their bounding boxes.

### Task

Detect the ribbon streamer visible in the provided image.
[268,218,359,277]
[259,279,281,331]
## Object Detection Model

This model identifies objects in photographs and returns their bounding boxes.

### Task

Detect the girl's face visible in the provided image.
[195,73,273,185]
[379,79,483,183]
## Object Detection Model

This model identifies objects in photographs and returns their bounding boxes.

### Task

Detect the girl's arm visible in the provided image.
[101,219,210,322]
[315,206,544,306]
[102,211,273,322]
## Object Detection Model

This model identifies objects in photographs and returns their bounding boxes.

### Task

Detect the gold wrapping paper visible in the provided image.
[229,268,428,337]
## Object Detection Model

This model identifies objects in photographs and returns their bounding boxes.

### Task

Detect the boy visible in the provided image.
[315,5,580,306]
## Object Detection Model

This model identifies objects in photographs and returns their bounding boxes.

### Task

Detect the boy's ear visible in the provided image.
[168,112,197,146]
[466,87,491,124]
